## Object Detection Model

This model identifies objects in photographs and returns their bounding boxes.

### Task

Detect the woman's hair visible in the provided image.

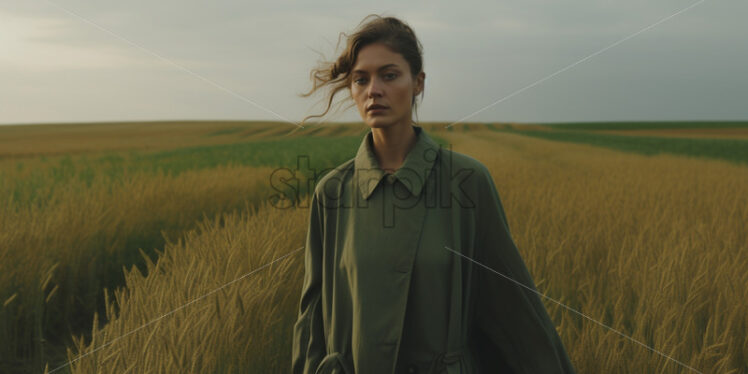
[298,14,425,127]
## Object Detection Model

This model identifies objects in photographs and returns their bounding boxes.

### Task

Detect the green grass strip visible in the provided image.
[492,128,748,165]
[537,120,748,131]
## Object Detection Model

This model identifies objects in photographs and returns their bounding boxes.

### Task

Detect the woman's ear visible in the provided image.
[414,71,426,96]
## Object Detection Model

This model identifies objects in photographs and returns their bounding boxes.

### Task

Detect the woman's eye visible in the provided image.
[353,73,396,85]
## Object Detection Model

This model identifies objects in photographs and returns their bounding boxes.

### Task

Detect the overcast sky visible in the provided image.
[1,0,746,126]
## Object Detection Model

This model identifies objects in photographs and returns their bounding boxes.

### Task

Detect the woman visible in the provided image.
[292,14,576,374]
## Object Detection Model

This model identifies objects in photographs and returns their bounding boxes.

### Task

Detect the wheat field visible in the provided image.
[0,121,362,373]
[1,121,745,373]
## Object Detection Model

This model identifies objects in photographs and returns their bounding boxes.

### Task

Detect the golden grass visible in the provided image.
[1,120,362,372]
[1,164,278,372]
[55,126,747,373]
[58,199,306,374]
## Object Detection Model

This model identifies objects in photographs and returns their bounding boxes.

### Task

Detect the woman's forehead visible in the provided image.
[353,45,406,72]
[352,63,402,75]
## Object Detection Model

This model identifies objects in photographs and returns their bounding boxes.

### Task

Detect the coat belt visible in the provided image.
[426,347,464,374]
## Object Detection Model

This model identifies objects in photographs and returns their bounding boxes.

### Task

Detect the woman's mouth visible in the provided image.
[367,104,389,112]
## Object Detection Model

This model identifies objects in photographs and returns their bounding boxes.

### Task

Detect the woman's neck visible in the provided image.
[370,123,418,174]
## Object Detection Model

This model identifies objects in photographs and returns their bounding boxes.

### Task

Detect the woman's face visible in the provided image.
[350,43,424,130]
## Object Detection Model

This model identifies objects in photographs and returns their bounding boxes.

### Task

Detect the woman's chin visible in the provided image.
[366,119,390,129]
[365,116,406,129]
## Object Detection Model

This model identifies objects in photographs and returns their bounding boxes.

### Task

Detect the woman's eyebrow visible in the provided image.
[352,64,399,75]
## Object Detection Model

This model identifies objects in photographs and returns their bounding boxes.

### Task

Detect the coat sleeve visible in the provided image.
[471,166,576,374]
[292,190,327,374]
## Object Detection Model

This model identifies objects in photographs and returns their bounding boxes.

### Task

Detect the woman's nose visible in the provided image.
[367,77,384,97]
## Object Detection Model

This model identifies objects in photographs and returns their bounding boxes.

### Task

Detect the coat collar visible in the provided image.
[354,125,440,200]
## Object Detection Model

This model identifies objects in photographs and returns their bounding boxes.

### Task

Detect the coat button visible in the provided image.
[386,174,397,184]
[406,364,418,373]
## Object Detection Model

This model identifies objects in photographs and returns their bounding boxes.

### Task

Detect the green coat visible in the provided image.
[292,126,576,374]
